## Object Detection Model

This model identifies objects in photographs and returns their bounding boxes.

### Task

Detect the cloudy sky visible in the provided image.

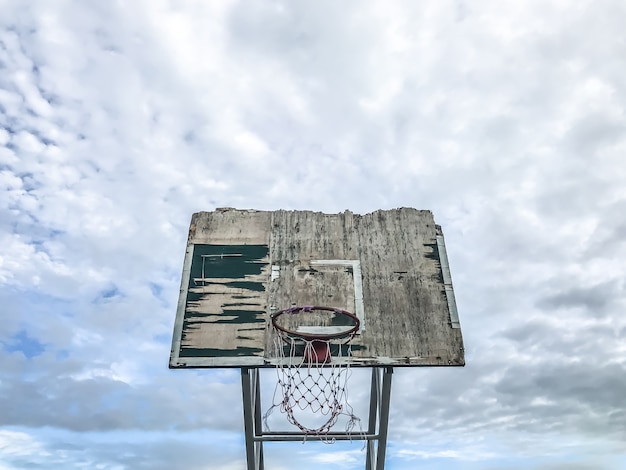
[1,0,625,469]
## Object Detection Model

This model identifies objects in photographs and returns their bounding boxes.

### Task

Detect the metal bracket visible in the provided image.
[241,367,393,470]
[436,235,461,329]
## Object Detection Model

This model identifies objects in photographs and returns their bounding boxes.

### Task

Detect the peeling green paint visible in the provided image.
[423,241,445,284]
[423,241,439,261]
[183,243,268,320]
[217,309,265,324]
[179,244,269,359]
[229,281,265,291]
[183,309,264,324]
[190,244,268,279]
[222,302,263,307]
[180,346,264,358]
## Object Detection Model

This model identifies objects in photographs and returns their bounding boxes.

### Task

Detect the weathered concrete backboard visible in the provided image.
[169,208,464,368]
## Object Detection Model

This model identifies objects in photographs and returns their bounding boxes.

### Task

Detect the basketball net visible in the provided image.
[263,316,362,442]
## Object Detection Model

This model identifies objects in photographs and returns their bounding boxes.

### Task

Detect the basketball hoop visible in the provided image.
[264,306,362,441]
[271,305,360,363]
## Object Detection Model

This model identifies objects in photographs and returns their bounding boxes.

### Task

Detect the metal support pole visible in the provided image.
[365,368,380,470]
[241,368,260,470]
[376,367,393,470]
[252,369,264,470]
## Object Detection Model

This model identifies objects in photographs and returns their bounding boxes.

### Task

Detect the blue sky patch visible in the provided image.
[3,330,45,359]
[99,285,121,300]
[149,282,163,297]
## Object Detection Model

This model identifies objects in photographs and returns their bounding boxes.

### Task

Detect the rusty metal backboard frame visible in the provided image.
[169,208,464,368]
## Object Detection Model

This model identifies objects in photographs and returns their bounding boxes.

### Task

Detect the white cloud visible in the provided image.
[311,449,362,466]
[0,430,48,457]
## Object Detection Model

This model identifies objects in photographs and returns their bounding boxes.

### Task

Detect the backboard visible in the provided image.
[169,208,464,368]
